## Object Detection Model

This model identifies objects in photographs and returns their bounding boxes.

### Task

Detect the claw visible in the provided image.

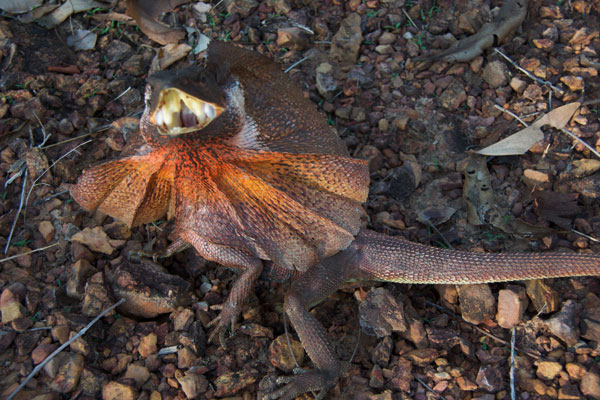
[207,301,241,349]
[257,369,337,400]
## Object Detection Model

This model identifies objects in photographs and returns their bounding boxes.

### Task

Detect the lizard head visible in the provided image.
[145,67,226,136]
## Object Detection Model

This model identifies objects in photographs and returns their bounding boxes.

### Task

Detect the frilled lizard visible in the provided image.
[71,42,600,399]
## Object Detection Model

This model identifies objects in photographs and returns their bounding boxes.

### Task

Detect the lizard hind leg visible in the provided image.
[260,247,364,400]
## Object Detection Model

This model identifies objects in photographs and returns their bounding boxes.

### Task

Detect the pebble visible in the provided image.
[536,360,562,381]
[102,381,137,400]
[481,61,509,88]
[458,284,495,325]
[581,372,600,399]
[496,285,528,329]
[330,13,362,63]
[268,334,305,372]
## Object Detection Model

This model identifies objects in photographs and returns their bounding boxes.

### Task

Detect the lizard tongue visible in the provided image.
[180,100,198,127]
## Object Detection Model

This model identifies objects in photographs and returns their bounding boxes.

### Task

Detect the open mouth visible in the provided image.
[150,88,224,135]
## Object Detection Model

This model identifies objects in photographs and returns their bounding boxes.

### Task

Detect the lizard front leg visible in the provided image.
[262,248,364,400]
[181,231,263,347]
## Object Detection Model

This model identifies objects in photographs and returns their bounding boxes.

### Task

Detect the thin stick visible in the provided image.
[493,48,564,95]
[284,56,310,73]
[4,169,27,254]
[7,298,126,400]
[561,127,600,160]
[402,8,417,29]
[41,132,92,150]
[414,375,449,400]
[24,140,92,209]
[510,327,516,400]
[494,103,528,126]
[571,229,600,243]
[0,243,59,264]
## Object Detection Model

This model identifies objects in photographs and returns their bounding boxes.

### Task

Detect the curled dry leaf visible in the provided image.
[0,0,42,14]
[425,0,528,63]
[36,0,108,28]
[476,102,581,156]
[126,0,192,45]
[66,29,98,51]
[150,43,192,73]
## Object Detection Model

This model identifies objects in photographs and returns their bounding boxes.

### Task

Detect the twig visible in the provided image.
[107,86,132,104]
[40,132,92,150]
[284,56,310,73]
[425,300,540,359]
[7,298,126,400]
[493,48,564,95]
[493,104,528,126]
[414,375,449,400]
[32,190,69,206]
[571,229,600,243]
[0,243,59,264]
[401,8,417,29]
[24,139,92,209]
[510,327,516,400]
[561,127,600,160]
[4,169,27,254]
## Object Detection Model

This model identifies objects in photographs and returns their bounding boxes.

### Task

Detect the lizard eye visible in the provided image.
[150,87,224,136]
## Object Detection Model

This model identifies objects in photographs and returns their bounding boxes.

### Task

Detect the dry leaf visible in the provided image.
[67,29,98,51]
[570,159,600,178]
[126,0,192,45]
[476,102,581,156]
[425,0,528,62]
[150,43,192,72]
[37,0,107,28]
[0,0,42,14]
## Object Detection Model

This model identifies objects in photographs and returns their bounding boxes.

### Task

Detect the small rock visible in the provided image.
[351,107,366,122]
[378,31,396,45]
[496,285,528,329]
[482,61,509,88]
[177,346,197,369]
[67,259,97,299]
[71,227,114,255]
[372,336,393,366]
[439,80,467,111]
[522,169,551,188]
[214,369,259,397]
[404,348,439,366]
[561,76,584,91]
[359,287,408,337]
[523,84,543,101]
[476,366,504,393]
[315,63,337,98]
[547,300,579,346]
[173,308,194,331]
[532,38,554,51]
[565,363,586,380]
[124,364,150,387]
[330,13,363,63]
[509,77,527,93]
[1,287,27,324]
[558,383,582,399]
[355,145,384,172]
[177,372,209,399]
[102,381,138,400]
[375,44,393,54]
[82,272,113,317]
[52,325,70,344]
[526,280,559,313]
[581,372,600,399]
[225,0,258,16]
[369,364,384,388]
[270,0,291,14]
[276,27,307,50]
[107,259,191,318]
[38,220,55,243]
[69,330,90,356]
[390,358,412,392]
[457,376,477,391]
[32,342,58,364]
[268,334,305,372]
[47,352,84,393]
[536,360,562,380]
[138,333,157,358]
[458,284,495,325]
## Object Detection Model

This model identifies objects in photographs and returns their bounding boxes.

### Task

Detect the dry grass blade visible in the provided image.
[0,242,58,263]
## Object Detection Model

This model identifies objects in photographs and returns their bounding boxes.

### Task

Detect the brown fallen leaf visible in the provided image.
[424,0,528,63]
[0,0,42,14]
[476,102,581,156]
[149,43,192,72]
[534,191,581,230]
[126,0,192,45]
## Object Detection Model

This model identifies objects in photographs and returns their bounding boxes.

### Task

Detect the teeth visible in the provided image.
[181,100,198,127]
[154,109,164,126]
[204,103,216,120]
[163,106,173,127]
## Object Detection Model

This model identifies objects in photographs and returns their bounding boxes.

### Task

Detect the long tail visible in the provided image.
[353,229,600,284]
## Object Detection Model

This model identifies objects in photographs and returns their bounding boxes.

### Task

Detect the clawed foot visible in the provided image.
[257,369,336,400]
[207,300,241,349]
[128,249,163,262]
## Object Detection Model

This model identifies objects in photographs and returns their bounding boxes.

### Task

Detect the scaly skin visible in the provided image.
[71,42,600,398]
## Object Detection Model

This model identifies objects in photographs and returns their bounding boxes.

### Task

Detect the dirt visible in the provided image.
[0,0,600,399]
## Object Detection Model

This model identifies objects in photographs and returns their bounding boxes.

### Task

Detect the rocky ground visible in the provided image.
[0,0,600,399]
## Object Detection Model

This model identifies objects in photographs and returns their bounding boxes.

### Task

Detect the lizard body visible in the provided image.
[71,42,600,399]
